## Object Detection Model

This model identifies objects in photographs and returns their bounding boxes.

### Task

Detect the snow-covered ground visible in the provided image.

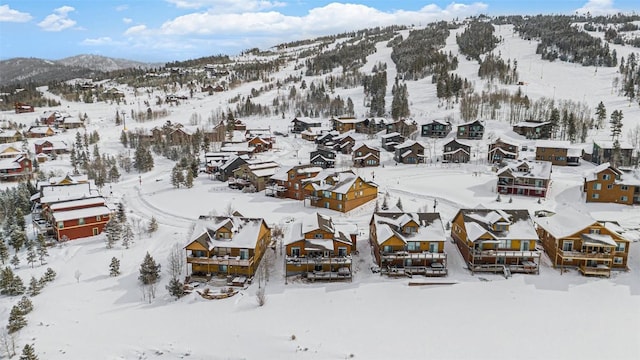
[0,24,639,359]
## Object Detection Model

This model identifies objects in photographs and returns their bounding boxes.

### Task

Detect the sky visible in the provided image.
[0,0,638,63]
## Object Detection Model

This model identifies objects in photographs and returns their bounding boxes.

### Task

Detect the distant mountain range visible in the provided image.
[0,55,161,86]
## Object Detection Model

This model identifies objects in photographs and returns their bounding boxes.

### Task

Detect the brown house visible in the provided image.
[184,215,271,279]
[303,170,377,212]
[369,212,447,276]
[394,140,425,164]
[451,209,540,275]
[14,102,34,114]
[285,213,355,280]
[34,139,68,155]
[332,131,356,154]
[331,116,366,134]
[488,138,519,163]
[26,126,55,138]
[291,117,322,133]
[592,140,634,167]
[535,208,630,277]
[0,155,32,181]
[0,129,21,144]
[456,120,484,140]
[443,138,471,163]
[583,163,640,205]
[535,140,581,166]
[381,132,404,151]
[512,121,552,139]
[169,127,193,145]
[497,160,552,198]
[247,136,272,153]
[421,120,452,138]
[232,161,280,191]
[266,164,322,199]
[352,143,380,167]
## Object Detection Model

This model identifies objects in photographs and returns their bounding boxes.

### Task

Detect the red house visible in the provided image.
[52,205,111,241]
[14,102,34,114]
[0,156,32,181]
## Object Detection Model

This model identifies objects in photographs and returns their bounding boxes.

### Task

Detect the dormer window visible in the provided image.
[494,224,508,232]
[405,226,417,234]
[589,228,600,235]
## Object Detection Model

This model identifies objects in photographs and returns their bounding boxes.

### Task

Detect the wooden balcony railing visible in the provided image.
[187,256,252,267]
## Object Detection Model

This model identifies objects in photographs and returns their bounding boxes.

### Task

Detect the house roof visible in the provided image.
[444,138,472,148]
[513,121,551,128]
[52,205,111,222]
[458,209,538,242]
[372,212,445,245]
[497,160,552,180]
[286,212,353,246]
[534,207,601,239]
[49,197,106,211]
[395,140,422,150]
[0,156,26,170]
[292,117,320,125]
[381,132,401,139]
[189,216,267,250]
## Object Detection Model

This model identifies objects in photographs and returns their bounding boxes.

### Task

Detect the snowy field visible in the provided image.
[1,23,639,359]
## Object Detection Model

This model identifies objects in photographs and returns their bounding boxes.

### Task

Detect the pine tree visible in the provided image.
[109,257,121,277]
[0,266,13,293]
[8,229,26,253]
[396,197,403,211]
[0,240,8,265]
[17,296,33,314]
[28,276,40,296]
[381,193,389,210]
[109,165,121,183]
[138,252,161,285]
[166,277,185,299]
[595,101,606,129]
[171,165,183,188]
[147,217,158,234]
[121,222,134,249]
[26,242,36,269]
[19,343,38,360]
[10,254,19,268]
[7,305,27,333]
[36,235,48,266]
[185,169,194,188]
[41,268,56,282]
[104,217,122,249]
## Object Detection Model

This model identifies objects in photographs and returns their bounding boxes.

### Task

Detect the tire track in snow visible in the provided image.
[125,186,194,229]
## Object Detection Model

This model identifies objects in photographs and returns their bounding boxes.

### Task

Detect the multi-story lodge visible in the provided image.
[488,138,519,163]
[496,160,552,198]
[442,138,471,163]
[369,212,447,277]
[535,140,581,166]
[331,116,366,134]
[456,120,484,140]
[231,161,280,191]
[266,164,322,199]
[583,163,640,205]
[352,143,380,167]
[310,147,336,169]
[421,120,452,138]
[51,203,111,241]
[394,140,425,164]
[290,117,322,133]
[184,215,272,279]
[302,170,377,212]
[381,132,404,151]
[451,209,540,275]
[512,121,552,139]
[535,208,630,277]
[591,140,634,167]
[285,212,355,280]
[0,155,32,181]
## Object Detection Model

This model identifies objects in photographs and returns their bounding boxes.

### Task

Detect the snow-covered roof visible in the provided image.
[190,216,267,250]
[52,205,111,222]
[381,132,401,139]
[534,207,598,239]
[0,156,24,170]
[513,121,551,128]
[49,197,106,211]
[373,212,445,245]
[593,139,633,150]
[460,209,538,242]
[395,140,421,150]
[292,117,320,125]
[497,160,552,180]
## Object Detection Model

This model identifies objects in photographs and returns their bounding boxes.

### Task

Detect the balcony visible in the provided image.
[472,250,540,258]
[579,264,611,277]
[286,256,351,265]
[187,256,252,267]
[380,251,446,261]
[557,249,612,261]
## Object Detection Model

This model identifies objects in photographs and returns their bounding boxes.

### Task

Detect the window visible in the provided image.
[291,247,300,257]
[57,221,64,229]
[314,233,323,239]
[602,174,610,180]
[323,191,331,198]
[294,183,299,190]
[592,193,600,199]
[429,243,439,253]
[621,185,628,191]
[239,249,249,260]
[407,242,419,251]
[383,245,393,253]
[219,265,227,273]
[338,204,342,210]
[615,242,626,252]
[96,215,102,221]
[607,184,613,190]
[92,228,99,236]
[589,228,600,234]
[78,218,85,225]
[336,193,342,201]
[621,196,628,202]
[562,241,573,252]
[592,183,601,190]
[498,240,512,249]
[338,247,347,257]
[613,257,623,264]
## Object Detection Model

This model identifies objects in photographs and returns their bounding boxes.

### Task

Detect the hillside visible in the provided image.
[0,16,639,360]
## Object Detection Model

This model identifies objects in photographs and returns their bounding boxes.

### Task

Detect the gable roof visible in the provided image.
[457,209,538,242]
[189,216,268,250]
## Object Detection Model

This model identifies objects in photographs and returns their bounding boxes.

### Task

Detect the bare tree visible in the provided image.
[0,330,17,358]
[74,269,82,283]
[256,287,266,306]
[166,243,185,280]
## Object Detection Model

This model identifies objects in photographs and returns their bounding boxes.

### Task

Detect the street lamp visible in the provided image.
[433,199,438,212]
[122,110,127,131]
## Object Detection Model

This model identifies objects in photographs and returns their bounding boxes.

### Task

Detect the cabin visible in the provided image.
[369,212,447,277]
[58,116,84,130]
[387,119,418,137]
[331,116,366,134]
[363,117,395,134]
[0,129,21,144]
[285,213,355,281]
[456,120,484,140]
[26,126,55,138]
[103,88,125,100]
[535,208,630,277]
[0,156,32,181]
[352,143,380,167]
[315,130,339,146]
[247,136,272,153]
[231,161,280,191]
[266,164,322,199]
[301,127,331,142]
[290,117,322,133]
[381,132,404,151]
[184,215,271,279]
[442,138,471,163]
[332,131,356,154]
[0,144,23,158]
[168,127,193,145]
[34,139,68,155]
[535,140,581,166]
[583,163,640,205]
[217,155,249,181]
[512,121,552,140]
[451,209,540,275]
[394,140,425,164]
[591,140,634,167]
[51,205,111,241]
[14,102,34,114]
[303,170,377,212]
[497,160,552,198]
[488,138,519,163]
[421,120,452,138]
[310,147,336,169]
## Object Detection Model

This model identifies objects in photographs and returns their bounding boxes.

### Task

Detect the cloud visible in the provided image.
[575,0,619,15]
[115,5,129,12]
[82,37,115,45]
[123,17,133,24]
[124,24,149,36]
[166,0,286,12]
[38,5,77,31]
[0,4,33,22]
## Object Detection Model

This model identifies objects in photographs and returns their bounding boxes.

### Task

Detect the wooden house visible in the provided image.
[443,138,471,163]
[266,164,323,199]
[14,102,34,114]
[26,126,55,138]
[332,131,356,154]
[103,88,125,100]
[512,121,552,139]
[0,129,21,144]
[58,116,84,129]
[0,155,32,181]
[301,127,331,142]
[583,163,640,205]
[290,117,321,133]
[204,121,227,142]
[0,145,23,159]
[51,204,111,241]
[421,120,452,138]
[352,143,380,167]
[310,147,336,169]
[387,119,418,137]
[488,138,519,163]
[39,111,61,126]
[592,140,634,167]
[456,120,484,140]
[497,160,552,198]
[394,140,425,164]
[217,155,248,181]
[381,132,404,151]
[363,117,394,134]
[247,136,272,153]
[535,208,630,277]
[169,127,193,145]
[184,215,271,279]
[451,209,540,275]
[535,140,581,166]
[303,170,377,212]
[369,212,447,277]
[232,161,280,191]
[331,116,366,134]
[315,130,339,146]
[34,139,68,155]
[285,213,355,280]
